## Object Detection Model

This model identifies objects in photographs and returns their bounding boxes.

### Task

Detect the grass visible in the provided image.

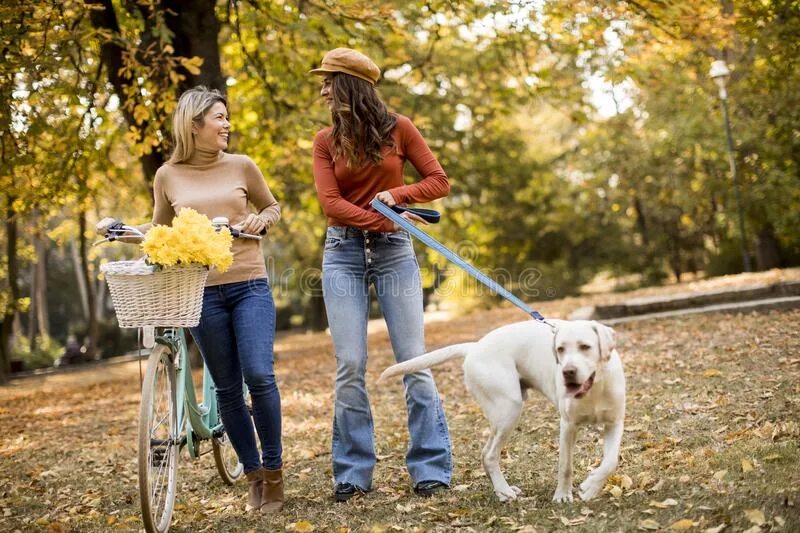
[1,294,798,531]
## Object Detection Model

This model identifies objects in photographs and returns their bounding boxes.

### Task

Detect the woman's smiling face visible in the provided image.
[194,101,230,151]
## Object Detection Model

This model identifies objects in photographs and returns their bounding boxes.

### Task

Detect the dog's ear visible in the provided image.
[592,322,616,361]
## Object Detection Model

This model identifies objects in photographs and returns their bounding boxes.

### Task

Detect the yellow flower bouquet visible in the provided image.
[101,209,234,328]
[141,208,233,272]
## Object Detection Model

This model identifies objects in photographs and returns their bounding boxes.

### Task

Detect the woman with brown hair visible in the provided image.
[310,48,452,501]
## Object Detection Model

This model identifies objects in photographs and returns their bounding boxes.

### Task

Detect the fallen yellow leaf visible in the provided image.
[703,525,726,533]
[703,369,722,377]
[289,521,316,533]
[741,459,753,472]
[609,485,623,498]
[639,518,661,530]
[560,515,587,526]
[670,518,695,530]
[650,498,679,508]
[744,509,765,526]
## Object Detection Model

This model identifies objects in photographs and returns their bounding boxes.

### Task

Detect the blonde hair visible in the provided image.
[169,86,227,164]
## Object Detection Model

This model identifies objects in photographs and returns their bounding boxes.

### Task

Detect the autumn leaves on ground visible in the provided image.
[1,291,799,531]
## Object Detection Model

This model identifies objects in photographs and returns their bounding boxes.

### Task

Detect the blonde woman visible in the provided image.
[98,87,284,513]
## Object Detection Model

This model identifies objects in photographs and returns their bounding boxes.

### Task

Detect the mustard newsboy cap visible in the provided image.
[309,48,381,85]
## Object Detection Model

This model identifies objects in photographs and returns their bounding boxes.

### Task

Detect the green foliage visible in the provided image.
[11,335,63,371]
[2,0,799,341]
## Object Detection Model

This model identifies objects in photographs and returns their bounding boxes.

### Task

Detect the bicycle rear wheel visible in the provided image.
[138,344,179,533]
[212,390,249,484]
[212,430,244,484]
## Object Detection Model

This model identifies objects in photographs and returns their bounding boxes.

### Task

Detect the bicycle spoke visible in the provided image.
[152,456,168,518]
[152,433,172,511]
[151,440,175,521]
[150,411,170,436]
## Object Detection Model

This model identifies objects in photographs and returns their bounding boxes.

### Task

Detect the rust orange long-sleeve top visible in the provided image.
[312,114,450,232]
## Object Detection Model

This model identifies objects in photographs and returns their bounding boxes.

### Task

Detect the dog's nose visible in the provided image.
[562,366,577,381]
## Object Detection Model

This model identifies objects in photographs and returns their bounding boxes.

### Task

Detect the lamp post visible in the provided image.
[709,59,752,272]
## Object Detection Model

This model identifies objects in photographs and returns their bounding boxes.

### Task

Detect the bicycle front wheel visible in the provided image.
[138,344,179,533]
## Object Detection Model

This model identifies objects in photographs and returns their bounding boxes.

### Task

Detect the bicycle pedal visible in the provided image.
[151,447,167,463]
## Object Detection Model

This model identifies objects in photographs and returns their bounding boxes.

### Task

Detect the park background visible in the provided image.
[1,2,800,532]
[2,0,798,378]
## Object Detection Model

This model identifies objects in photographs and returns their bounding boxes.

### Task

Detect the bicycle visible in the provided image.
[96,217,261,533]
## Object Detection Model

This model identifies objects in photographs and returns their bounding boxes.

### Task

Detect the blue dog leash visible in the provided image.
[371,199,548,323]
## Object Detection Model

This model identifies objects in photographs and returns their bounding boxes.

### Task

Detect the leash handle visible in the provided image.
[371,199,546,322]
[391,205,441,224]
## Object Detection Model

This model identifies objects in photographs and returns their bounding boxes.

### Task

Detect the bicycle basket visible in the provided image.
[101,260,208,328]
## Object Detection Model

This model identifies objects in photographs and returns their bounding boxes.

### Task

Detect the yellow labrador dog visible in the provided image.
[379,319,624,503]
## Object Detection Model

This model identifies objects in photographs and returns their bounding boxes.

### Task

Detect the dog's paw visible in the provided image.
[552,489,573,503]
[578,479,602,501]
[495,486,521,502]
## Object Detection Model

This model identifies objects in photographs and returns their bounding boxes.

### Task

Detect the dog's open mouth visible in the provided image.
[565,372,595,399]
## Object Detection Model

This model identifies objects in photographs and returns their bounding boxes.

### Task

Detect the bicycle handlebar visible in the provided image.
[211,217,262,241]
[94,216,263,246]
[93,223,145,245]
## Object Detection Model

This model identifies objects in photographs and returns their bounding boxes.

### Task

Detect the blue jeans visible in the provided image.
[189,278,282,473]
[322,225,452,490]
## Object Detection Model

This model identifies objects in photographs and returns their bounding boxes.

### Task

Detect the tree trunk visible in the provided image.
[95,277,107,319]
[78,211,99,360]
[755,223,782,270]
[27,246,38,351]
[0,201,19,383]
[70,240,90,319]
[88,0,224,185]
[27,227,50,348]
[668,236,682,283]
[87,0,165,184]
[633,194,649,246]
[164,0,226,94]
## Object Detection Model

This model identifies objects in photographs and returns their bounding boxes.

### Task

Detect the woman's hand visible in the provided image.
[374,190,397,207]
[233,213,267,236]
[393,210,428,231]
[95,217,119,236]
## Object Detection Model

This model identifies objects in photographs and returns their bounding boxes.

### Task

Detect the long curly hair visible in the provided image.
[329,73,396,168]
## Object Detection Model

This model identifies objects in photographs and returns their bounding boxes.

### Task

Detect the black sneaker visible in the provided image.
[413,480,448,497]
[334,482,363,502]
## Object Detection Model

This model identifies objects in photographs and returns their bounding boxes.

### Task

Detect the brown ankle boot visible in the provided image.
[261,468,284,513]
[246,468,265,513]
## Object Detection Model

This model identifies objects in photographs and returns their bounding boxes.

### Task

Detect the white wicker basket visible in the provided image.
[100,260,209,328]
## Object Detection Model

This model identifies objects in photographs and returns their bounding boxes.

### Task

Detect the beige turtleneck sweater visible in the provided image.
[152,147,281,286]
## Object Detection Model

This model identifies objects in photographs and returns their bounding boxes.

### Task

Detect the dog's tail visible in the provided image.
[378,343,476,382]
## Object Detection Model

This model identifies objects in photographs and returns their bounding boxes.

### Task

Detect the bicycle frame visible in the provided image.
[156,327,223,459]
